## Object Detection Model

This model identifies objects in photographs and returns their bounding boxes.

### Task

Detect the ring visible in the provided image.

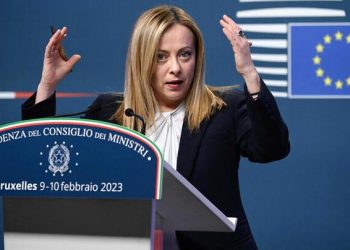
[238,30,245,37]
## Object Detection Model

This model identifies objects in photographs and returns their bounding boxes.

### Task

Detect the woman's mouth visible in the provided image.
[165,80,184,89]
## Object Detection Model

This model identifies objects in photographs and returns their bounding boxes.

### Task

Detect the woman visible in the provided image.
[23,5,290,249]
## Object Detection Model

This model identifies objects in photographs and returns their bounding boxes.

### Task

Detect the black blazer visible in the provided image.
[22,81,290,249]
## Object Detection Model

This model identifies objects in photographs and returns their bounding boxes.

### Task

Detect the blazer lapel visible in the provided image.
[176,117,210,180]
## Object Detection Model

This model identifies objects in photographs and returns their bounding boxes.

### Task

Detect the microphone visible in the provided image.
[124,108,146,135]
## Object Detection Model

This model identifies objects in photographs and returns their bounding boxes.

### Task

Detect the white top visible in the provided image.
[146,103,186,170]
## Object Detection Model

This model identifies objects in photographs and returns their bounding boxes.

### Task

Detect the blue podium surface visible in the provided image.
[0,118,163,199]
[0,118,163,250]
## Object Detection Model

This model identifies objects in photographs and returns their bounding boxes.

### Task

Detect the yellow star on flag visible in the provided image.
[313,56,321,65]
[335,80,343,89]
[316,43,324,53]
[347,35,350,44]
[312,56,321,64]
[324,77,332,86]
[324,34,332,44]
[347,77,350,86]
[316,68,324,77]
[335,31,343,41]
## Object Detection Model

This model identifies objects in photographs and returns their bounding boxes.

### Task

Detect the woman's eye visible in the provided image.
[180,51,192,59]
[157,53,167,62]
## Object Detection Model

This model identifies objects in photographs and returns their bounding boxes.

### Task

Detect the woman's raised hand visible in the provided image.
[219,15,260,93]
[36,27,81,103]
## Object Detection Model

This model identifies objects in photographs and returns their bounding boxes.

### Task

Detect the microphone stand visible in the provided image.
[124,108,146,135]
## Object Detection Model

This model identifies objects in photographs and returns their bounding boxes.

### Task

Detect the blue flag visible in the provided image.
[289,23,350,98]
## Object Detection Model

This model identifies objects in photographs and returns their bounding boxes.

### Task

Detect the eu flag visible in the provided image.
[289,23,350,98]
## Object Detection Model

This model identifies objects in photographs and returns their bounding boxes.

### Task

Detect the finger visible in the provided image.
[219,19,233,32]
[66,54,81,71]
[44,29,62,58]
[56,27,68,45]
[52,28,68,54]
[219,19,228,29]
[222,25,242,43]
[222,27,235,42]
[222,15,237,26]
[48,27,68,50]
[221,15,242,35]
[48,29,61,47]
[223,15,240,32]
[45,27,69,59]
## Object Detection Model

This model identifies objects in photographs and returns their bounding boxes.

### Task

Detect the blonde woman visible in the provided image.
[23,5,290,249]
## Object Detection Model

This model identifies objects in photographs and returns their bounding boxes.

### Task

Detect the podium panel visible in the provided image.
[0,118,237,250]
[0,118,163,199]
[3,197,152,250]
[3,197,152,237]
[0,118,162,250]
[5,233,150,250]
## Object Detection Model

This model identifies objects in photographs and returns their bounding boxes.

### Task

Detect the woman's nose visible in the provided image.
[169,57,181,75]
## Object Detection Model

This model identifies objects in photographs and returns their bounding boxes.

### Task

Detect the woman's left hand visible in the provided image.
[220,15,260,93]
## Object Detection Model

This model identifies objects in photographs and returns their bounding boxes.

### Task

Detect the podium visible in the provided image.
[0,118,236,249]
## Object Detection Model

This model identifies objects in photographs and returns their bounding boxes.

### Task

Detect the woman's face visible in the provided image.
[152,23,196,111]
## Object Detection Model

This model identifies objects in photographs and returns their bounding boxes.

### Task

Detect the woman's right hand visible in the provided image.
[35,27,81,104]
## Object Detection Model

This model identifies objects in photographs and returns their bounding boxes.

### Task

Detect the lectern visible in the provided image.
[0,118,236,249]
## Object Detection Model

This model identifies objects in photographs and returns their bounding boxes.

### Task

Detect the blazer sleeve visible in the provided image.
[21,92,56,120]
[21,92,120,123]
[83,93,121,122]
[236,79,290,163]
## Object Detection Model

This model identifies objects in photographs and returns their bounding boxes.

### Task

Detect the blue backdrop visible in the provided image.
[1,0,349,249]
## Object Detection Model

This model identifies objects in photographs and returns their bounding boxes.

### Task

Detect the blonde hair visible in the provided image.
[114,5,225,131]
